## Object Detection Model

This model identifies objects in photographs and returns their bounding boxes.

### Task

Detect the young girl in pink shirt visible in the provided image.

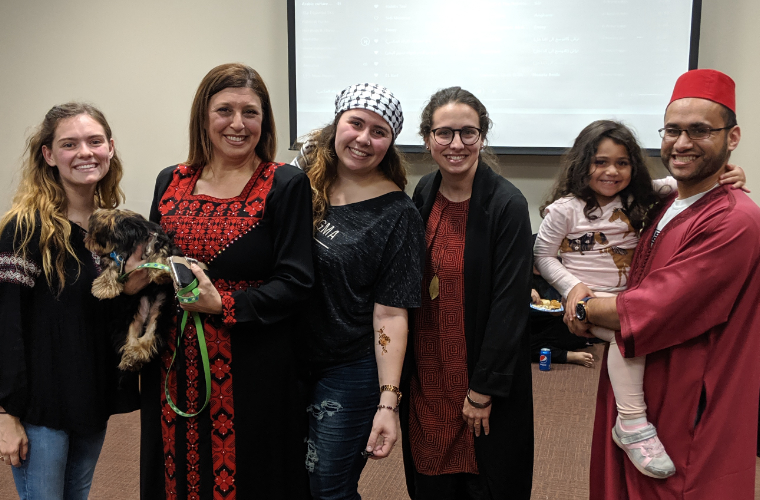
[534,120,745,479]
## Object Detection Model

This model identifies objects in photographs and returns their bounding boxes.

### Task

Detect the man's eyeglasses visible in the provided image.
[431,127,482,146]
[658,126,733,141]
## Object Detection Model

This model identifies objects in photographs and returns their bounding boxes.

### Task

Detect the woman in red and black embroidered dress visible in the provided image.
[139,64,314,500]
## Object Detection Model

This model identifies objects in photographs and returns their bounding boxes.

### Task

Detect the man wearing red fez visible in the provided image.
[569,68,760,500]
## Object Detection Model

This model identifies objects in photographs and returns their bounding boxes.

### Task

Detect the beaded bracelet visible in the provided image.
[377,404,399,413]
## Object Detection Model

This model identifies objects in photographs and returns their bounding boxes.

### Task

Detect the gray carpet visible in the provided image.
[1,343,759,499]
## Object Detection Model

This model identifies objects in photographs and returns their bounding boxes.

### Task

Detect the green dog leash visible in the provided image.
[120,262,211,418]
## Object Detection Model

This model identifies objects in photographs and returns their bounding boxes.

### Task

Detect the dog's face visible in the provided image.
[86,209,156,258]
[88,209,178,300]
[86,209,180,267]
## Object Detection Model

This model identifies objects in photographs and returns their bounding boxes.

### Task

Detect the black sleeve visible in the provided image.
[374,202,425,309]
[221,166,315,326]
[412,174,430,210]
[469,189,533,398]
[149,165,177,224]
[0,220,40,415]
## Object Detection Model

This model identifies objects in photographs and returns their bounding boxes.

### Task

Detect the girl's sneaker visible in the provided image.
[611,418,676,479]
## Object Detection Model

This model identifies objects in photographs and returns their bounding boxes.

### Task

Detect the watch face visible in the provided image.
[575,301,587,321]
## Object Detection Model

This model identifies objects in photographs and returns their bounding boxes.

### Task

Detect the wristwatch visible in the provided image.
[575,297,592,323]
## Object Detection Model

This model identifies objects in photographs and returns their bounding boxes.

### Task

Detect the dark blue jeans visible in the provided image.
[306,354,379,500]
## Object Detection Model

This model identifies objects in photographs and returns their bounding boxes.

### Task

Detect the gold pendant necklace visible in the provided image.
[429,274,440,300]
[428,199,447,301]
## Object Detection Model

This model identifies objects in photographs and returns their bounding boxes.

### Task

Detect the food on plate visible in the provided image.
[539,299,562,310]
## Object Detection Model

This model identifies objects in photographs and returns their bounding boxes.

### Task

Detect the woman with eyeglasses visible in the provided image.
[399,87,534,500]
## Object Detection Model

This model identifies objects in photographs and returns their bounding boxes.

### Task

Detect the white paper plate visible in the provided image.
[530,302,564,313]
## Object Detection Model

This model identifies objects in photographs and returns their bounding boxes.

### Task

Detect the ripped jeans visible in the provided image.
[306,354,379,500]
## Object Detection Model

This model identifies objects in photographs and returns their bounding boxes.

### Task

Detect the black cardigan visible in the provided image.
[401,161,534,499]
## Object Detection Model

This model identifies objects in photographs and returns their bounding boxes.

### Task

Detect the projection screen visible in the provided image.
[288,0,701,154]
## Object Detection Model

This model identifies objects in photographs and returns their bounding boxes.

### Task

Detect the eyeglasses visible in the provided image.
[430,127,482,146]
[658,126,733,141]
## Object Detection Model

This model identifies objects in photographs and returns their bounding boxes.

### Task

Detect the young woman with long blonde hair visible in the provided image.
[0,102,137,500]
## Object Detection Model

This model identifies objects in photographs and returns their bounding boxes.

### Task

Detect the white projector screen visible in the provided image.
[288,0,700,154]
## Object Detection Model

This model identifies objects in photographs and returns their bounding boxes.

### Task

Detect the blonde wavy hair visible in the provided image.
[0,102,125,293]
[303,113,408,231]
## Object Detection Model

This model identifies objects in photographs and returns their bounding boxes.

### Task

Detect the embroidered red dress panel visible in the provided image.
[156,163,275,499]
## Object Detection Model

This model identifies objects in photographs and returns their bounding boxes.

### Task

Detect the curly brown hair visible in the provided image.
[186,63,276,169]
[303,112,408,231]
[540,120,660,232]
[0,102,124,293]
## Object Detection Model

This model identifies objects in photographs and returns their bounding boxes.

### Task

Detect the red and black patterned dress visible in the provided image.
[140,162,314,500]
[409,192,478,475]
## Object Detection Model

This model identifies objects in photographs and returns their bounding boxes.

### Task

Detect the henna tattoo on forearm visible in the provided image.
[378,326,391,355]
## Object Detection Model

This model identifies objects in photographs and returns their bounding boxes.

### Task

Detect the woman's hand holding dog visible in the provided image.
[180,263,223,315]
[123,243,152,295]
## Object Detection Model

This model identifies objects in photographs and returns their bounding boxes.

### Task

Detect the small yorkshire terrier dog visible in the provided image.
[86,209,180,371]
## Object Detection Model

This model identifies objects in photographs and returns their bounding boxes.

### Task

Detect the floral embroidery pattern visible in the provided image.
[161,335,178,499]
[219,291,236,326]
[158,163,280,264]
[157,163,277,499]
[212,359,230,379]
[215,470,235,493]
[0,253,42,288]
[183,326,201,497]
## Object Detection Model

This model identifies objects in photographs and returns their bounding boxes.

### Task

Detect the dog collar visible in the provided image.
[110,251,126,276]
[117,261,166,284]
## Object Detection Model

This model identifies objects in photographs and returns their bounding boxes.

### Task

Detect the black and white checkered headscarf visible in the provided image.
[334,83,403,139]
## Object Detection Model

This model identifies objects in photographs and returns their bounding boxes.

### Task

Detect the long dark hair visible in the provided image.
[541,120,659,232]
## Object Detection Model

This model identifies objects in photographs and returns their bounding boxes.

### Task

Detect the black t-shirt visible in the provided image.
[308,191,424,369]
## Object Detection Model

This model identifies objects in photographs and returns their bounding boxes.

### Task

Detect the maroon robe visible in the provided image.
[590,185,760,500]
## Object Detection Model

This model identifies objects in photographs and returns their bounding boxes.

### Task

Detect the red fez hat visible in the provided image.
[669,69,736,112]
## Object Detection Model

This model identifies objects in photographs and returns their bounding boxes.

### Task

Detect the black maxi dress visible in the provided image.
[140,162,314,500]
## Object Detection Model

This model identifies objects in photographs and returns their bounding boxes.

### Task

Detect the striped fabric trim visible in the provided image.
[0,253,42,288]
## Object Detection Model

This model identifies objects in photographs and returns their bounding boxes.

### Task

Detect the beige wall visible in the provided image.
[0,0,291,215]
[1,0,758,232]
